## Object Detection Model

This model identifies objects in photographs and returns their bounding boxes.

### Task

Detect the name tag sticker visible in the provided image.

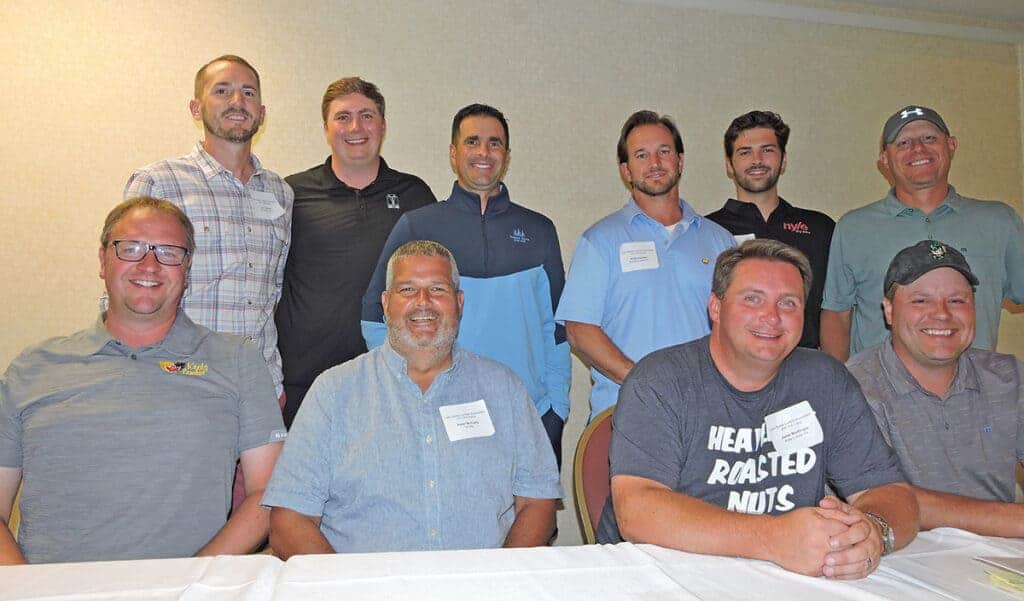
[734,233,756,244]
[619,241,659,273]
[440,399,495,442]
[249,190,285,220]
[765,400,823,453]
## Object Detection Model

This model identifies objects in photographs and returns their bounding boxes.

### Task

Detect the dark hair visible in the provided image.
[321,77,385,122]
[194,55,260,99]
[712,239,812,301]
[451,104,509,150]
[617,110,684,163]
[101,197,196,254]
[724,110,790,158]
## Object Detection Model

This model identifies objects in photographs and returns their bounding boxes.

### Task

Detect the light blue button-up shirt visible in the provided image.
[261,342,562,553]
[555,197,735,417]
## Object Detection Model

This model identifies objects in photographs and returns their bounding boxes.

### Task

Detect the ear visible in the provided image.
[456,289,465,315]
[946,135,957,158]
[98,245,108,280]
[725,154,735,180]
[618,161,631,184]
[779,152,787,176]
[882,297,894,327]
[381,290,390,317]
[677,152,685,176]
[189,98,202,122]
[707,293,721,326]
[449,144,457,173]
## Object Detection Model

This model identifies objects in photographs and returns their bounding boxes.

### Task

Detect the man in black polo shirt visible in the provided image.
[275,77,436,426]
[706,110,834,348]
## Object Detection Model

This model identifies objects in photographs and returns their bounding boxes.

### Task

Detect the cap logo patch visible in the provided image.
[929,242,947,261]
[901,108,925,119]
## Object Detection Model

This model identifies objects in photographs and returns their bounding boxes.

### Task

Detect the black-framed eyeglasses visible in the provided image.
[111,240,191,266]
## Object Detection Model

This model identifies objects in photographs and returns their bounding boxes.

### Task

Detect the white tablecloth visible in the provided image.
[3,529,1022,600]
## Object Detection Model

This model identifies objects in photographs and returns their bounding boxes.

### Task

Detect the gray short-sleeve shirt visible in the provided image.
[597,336,904,543]
[0,312,285,563]
[848,342,1024,502]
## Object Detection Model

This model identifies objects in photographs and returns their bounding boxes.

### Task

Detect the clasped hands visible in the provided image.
[773,495,883,579]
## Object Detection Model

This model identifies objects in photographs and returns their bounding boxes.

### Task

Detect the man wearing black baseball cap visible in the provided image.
[848,240,1024,538]
[820,105,1024,363]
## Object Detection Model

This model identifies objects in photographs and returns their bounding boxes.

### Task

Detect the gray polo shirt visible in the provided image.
[0,312,286,563]
[848,341,1024,502]
[823,186,1024,355]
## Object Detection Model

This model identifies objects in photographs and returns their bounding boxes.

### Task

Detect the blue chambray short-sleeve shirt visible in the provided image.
[261,342,562,553]
[555,197,735,417]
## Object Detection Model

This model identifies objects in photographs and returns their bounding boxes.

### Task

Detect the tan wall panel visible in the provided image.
[1,0,1020,545]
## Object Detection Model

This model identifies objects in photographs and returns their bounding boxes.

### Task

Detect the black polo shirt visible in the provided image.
[705,198,835,349]
[275,157,436,425]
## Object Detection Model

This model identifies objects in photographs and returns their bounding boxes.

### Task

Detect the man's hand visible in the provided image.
[817,496,882,579]
[766,505,853,576]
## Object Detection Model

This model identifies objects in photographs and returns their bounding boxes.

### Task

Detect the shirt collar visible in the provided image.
[882,185,961,217]
[722,197,792,220]
[381,339,463,382]
[69,311,201,358]
[190,141,263,182]
[624,196,701,228]
[320,156,393,191]
[446,181,511,215]
[878,338,978,398]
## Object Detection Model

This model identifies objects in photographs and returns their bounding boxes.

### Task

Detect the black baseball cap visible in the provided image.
[884,240,979,296]
[882,106,950,145]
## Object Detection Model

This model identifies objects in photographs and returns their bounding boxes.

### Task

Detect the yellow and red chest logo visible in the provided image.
[159,361,208,376]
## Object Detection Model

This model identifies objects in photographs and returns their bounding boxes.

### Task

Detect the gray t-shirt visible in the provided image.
[0,313,286,563]
[597,336,904,543]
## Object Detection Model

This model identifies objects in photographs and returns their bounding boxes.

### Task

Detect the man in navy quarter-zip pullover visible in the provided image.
[361,104,570,466]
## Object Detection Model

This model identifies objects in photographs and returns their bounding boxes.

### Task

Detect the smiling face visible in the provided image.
[190,60,265,144]
[708,258,805,374]
[324,92,386,169]
[726,127,786,195]
[99,207,190,331]
[619,123,683,201]
[879,120,957,195]
[449,115,510,199]
[884,267,975,371]
[382,254,464,360]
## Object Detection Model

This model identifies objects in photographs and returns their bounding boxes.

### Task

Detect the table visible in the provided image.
[3,529,1022,600]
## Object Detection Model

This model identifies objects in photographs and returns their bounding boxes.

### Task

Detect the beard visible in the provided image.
[386,310,460,361]
[632,169,680,198]
[733,165,781,194]
[203,108,261,144]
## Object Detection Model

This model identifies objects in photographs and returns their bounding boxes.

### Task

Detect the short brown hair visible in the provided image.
[321,77,385,122]
[617,110,684,164]
[712,239,812,300]
[101,197,196,254]
[194,55,260,99]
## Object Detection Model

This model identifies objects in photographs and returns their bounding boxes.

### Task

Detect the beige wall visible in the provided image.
[1,0,1021,545]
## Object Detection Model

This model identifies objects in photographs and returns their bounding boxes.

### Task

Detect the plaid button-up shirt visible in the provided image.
[125,142,293,395]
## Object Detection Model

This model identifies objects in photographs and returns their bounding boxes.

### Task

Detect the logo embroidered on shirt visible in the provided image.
[510,227,531,243]
[386,194,400,210]
[783,221,810,234]
[159,361,209,376]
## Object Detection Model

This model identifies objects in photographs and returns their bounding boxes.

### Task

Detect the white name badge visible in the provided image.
[765,401,824,454]
[734,233,756,244]
[249,190,285,220]
[619,241,659,273]
[439,399,495,442]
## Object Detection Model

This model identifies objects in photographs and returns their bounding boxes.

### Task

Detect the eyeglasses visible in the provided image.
[111,240,191,266]
[891,134,942,152]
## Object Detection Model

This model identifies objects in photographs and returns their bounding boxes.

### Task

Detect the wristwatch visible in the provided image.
[864,512,895,556]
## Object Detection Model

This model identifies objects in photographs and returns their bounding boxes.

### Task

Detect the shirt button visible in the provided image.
[247,227,253,233]
[425,435,433,444]
[428,480,436,488]
[130,354,137,360]
[248,262,254,268]
[429,529,438,538]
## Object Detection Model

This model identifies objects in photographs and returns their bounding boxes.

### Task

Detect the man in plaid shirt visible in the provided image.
[124,55,293,402]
